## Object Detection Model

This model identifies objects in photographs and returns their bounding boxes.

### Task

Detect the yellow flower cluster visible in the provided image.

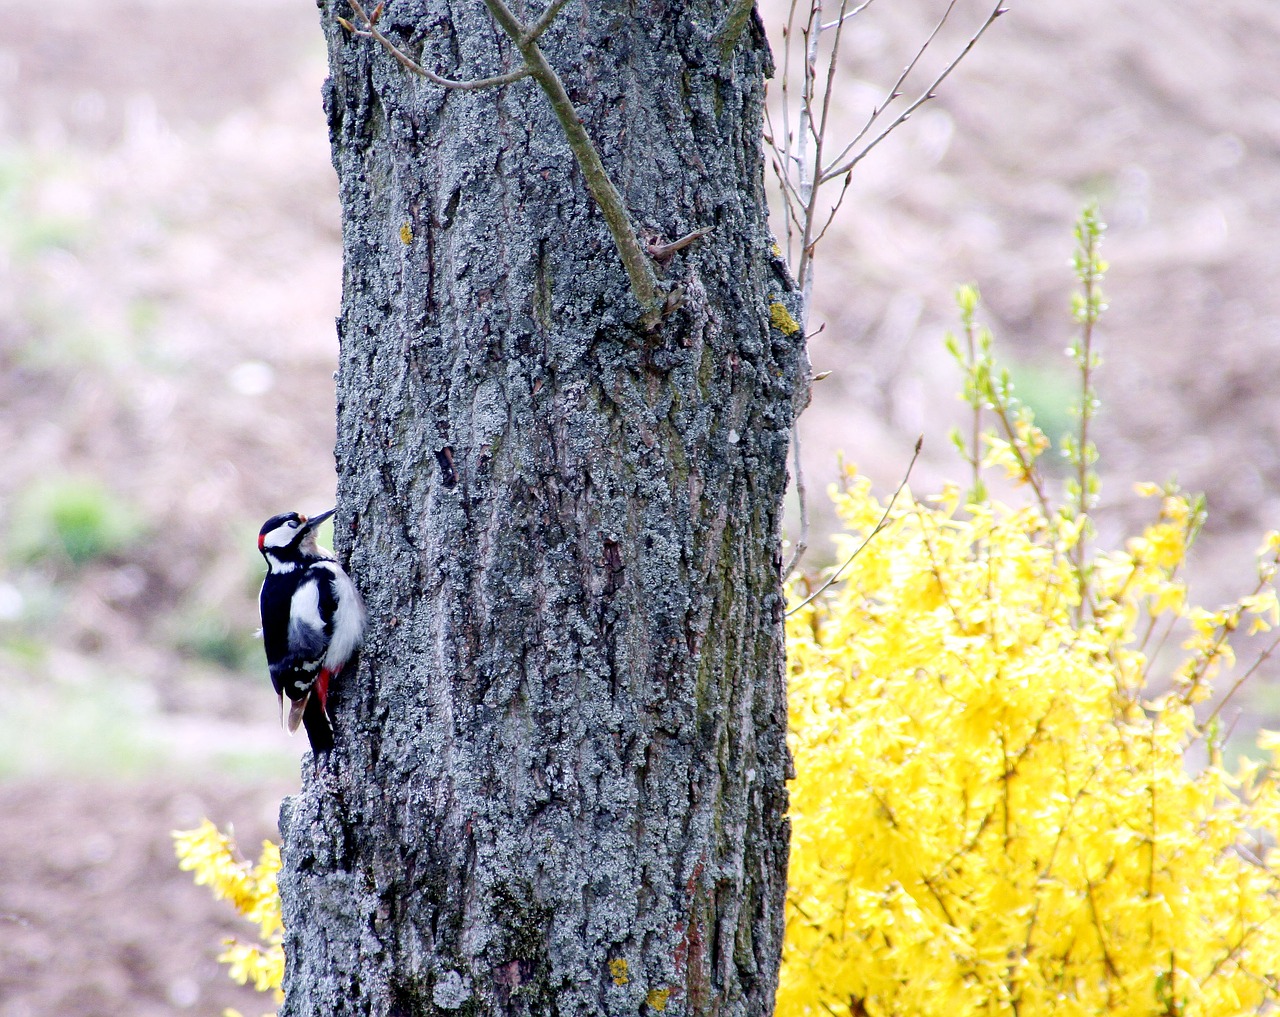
[779,472,1280,1017]
[172,819,285,1005]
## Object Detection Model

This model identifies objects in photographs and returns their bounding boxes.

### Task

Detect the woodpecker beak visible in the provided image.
[301,508,335,533]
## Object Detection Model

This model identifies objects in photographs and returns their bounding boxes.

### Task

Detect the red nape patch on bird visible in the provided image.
[257,533,265,551]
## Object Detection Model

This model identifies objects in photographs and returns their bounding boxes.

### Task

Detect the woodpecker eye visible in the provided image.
[287,518,300,529]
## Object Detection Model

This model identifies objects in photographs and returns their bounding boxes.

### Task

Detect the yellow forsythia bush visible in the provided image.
[778,472,1280,1017]
[172,819,284,1011]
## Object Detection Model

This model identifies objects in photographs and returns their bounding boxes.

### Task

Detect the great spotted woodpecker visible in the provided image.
[257,508,366,753]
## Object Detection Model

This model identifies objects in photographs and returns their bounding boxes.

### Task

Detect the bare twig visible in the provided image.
[344,0,532,90]
[768,0,1007,321]
[819,0,877,32]
[786,436,922,615]
[805,168,853,251]
[768,0,810,268]
[647,226,715,261]
[783,425,810,579]
[769,161,806,232]
[819,0,880,31]
[820,2,1008,184]
[345,0,666,326]
[762,114,803,213]
[795,0,852,296]
[764,105,809,225]
[522,0,573,44]
[797,0,823,215]
[1202,627,1280,731]
[821,0,959,176]
[481,0,662,325]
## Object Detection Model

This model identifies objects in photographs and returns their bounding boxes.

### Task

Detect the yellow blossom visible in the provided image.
[174,822,284,1003]
[780,473,1280,1017]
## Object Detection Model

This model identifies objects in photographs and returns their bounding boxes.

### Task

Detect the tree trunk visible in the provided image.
[278,3,805,1015]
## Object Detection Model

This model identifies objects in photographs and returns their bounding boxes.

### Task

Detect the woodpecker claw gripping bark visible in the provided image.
[257,508,366,753]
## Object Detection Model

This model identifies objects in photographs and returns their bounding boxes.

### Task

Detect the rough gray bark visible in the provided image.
[278,2,806,1015]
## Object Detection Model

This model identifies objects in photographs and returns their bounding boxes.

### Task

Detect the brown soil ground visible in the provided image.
[3,0,1280,1013]
[0,779,291,1017]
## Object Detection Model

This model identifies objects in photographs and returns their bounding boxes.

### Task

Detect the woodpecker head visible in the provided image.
[257,508,335,570]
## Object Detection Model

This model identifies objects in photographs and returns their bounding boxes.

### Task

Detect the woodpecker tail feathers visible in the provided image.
[286,667,336,753]
[286,694,309,735]
[300,693,334,754]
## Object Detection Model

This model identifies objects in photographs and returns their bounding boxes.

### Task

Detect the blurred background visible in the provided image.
[2,0,1279,1013]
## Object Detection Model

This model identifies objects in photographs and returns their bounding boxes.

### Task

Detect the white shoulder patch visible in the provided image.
[289,578,324,637]
[318,561,367,671]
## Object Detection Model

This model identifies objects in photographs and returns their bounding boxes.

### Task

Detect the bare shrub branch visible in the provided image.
[787,436,922,615]
[820,2,1008,184]
[767,0,1009,313]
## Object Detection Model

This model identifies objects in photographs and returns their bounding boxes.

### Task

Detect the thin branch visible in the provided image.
[987,384,1054,521]
[806,169,853,251]
[820,1,1008,184]
[783,425,810,579]
[764,105,809,233]
[1067,206,1104,612]
[786,436,922,616]
[795,0,852,294]
[821,0,958,176]
[820,0,877,32]
[797,2,822,160]
[769,154,807,235]
[814,0,850,183]
[770,0,1005,303]
[775,0,807,266]
[1082,871,1121,982]
[1203,909,1280,983]
[522,0,573,44]
[1202,626,1280,731]
[647,226,715,261]
[344,0,531,90]
[345,0,663,325]
[791,0,828,300]
[482,0,663,325]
